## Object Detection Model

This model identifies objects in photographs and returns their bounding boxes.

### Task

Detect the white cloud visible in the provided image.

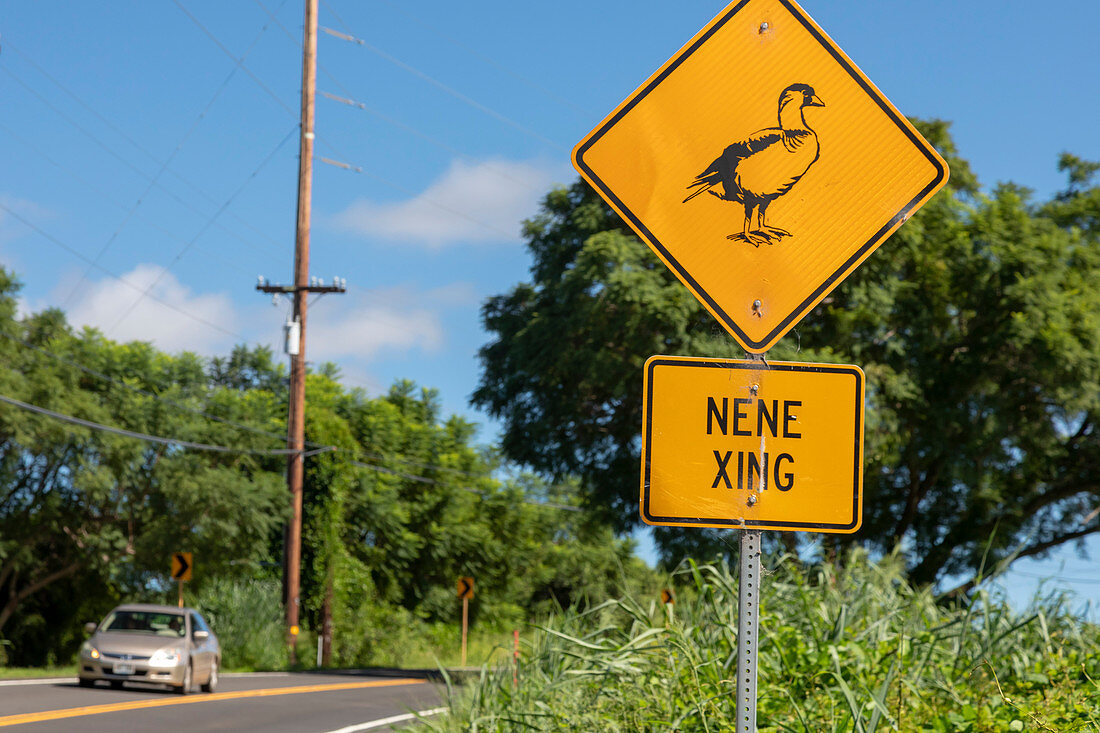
[306,284,475,365]
[63,264,239,355]
[330,158,566,248]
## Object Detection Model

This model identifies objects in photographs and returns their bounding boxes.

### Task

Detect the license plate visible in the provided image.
[114,663,135,675]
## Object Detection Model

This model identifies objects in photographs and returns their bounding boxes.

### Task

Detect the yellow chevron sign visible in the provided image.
[171,552,192,582]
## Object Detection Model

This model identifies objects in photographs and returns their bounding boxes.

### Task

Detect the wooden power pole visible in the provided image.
[256,0,344,665]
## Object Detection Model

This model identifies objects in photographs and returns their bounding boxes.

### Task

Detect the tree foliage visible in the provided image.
[0,273,287,662]
[473,122,1100,585]
[0,270,655,666]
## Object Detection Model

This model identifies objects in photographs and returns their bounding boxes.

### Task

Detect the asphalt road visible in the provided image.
[0,671,445,732]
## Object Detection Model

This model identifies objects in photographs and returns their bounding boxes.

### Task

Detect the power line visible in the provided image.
[316,155,519,240]
[319,91,544,193]
[249,1,533,240]
[0,119,274,279]
[317,25,566,153]
[105,125,298,335]
[0,392,296,456]
[170,0,296,117]
[1009,570,1100,586]
[362,0,595,119]
[347,459,582,512]
[255,1,546,195]
[55,0,292,308]
[0,59,283,258]
[0,329,290,446]
[1,333,582,511]
[0,327,527,484]
[0,200,243,340]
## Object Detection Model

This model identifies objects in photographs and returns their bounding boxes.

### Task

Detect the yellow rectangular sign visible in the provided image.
[641,356,863,532]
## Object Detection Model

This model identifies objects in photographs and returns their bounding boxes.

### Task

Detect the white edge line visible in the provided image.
[321,706,448,733]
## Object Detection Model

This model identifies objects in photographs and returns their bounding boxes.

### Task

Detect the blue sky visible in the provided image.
[1,0,1098,610]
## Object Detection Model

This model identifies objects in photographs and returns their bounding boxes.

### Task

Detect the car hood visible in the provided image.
[91,632,183,655]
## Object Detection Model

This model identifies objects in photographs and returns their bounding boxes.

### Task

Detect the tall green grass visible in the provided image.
[192,577,288,671]
[426,550,1100,731]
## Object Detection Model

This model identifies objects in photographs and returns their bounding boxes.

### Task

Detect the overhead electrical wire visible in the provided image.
[252,0,546,197]
[0,329,290,446]
[0,392,297,456]
[0,119,273,279]
[1,41,287,252]
[0,200,244,340]
[317,24,566,153]
[0,329,554,487]
[318,91,544,194]
[359,0,595,118]
[0,385,580,512]
[0,61,281,260]
[104,125,298,335]
[243,0,529,241]
[55,0,293,308]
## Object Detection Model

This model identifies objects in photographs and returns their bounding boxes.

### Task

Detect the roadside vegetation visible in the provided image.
[1,126,1098,733]
[429,551,1100,732]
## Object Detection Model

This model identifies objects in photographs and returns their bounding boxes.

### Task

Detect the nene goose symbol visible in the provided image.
[683,83,824,247]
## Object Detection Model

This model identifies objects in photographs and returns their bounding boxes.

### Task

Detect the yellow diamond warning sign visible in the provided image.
[573,0,949,353]
[641,356,864,533]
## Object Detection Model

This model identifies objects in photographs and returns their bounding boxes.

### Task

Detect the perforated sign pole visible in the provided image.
[735,351,765,732]
[737,529,761,732]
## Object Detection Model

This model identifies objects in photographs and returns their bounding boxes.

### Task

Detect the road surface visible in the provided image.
[0,671,445,732]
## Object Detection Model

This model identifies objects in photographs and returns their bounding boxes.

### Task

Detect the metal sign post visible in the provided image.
[457,576,474,666]
[736,530,761,732]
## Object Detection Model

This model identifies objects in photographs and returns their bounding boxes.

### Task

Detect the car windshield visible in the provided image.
[101,610,185,638]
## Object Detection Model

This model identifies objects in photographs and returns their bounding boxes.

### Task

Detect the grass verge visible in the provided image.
[425,550,1100,731]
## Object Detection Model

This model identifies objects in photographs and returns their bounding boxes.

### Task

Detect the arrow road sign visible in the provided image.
[456,576,475,600]
[171,552,192,582]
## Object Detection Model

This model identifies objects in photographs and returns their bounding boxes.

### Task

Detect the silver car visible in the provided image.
[78,603,220,694]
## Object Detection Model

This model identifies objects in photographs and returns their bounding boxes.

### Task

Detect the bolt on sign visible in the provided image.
[456,576,475,600]
[171,552,192,582]
[572,0,949,353]
[641,356,864,532]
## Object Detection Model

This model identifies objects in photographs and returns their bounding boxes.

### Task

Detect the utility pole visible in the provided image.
[254,0,346,665]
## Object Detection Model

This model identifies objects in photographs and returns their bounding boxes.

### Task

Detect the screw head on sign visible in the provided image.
[747,494,757,506]
[759,21,769,33]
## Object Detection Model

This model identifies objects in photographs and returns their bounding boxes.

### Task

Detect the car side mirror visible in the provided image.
[193,630,210,641]
[84,622,97,634]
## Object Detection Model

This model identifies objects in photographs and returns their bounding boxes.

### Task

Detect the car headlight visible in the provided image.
[149,648,183,667]
[81,641,100,660]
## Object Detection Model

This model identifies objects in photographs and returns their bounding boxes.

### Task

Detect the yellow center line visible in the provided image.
[0,678,426,728]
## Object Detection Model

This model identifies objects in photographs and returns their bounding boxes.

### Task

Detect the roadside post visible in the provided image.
[171,552,192,608]
[457,576,474,666]
[572,0,947,728]
[513,629,520,689]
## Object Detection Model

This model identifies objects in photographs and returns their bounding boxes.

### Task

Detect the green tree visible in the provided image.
[473,124,1100,585]
[0,273,286,663]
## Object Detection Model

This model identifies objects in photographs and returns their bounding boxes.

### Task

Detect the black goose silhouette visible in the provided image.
[683,83,824,246]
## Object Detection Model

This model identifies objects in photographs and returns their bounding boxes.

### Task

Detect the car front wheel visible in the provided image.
[174,663,192,695]
[201,660,218,693]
